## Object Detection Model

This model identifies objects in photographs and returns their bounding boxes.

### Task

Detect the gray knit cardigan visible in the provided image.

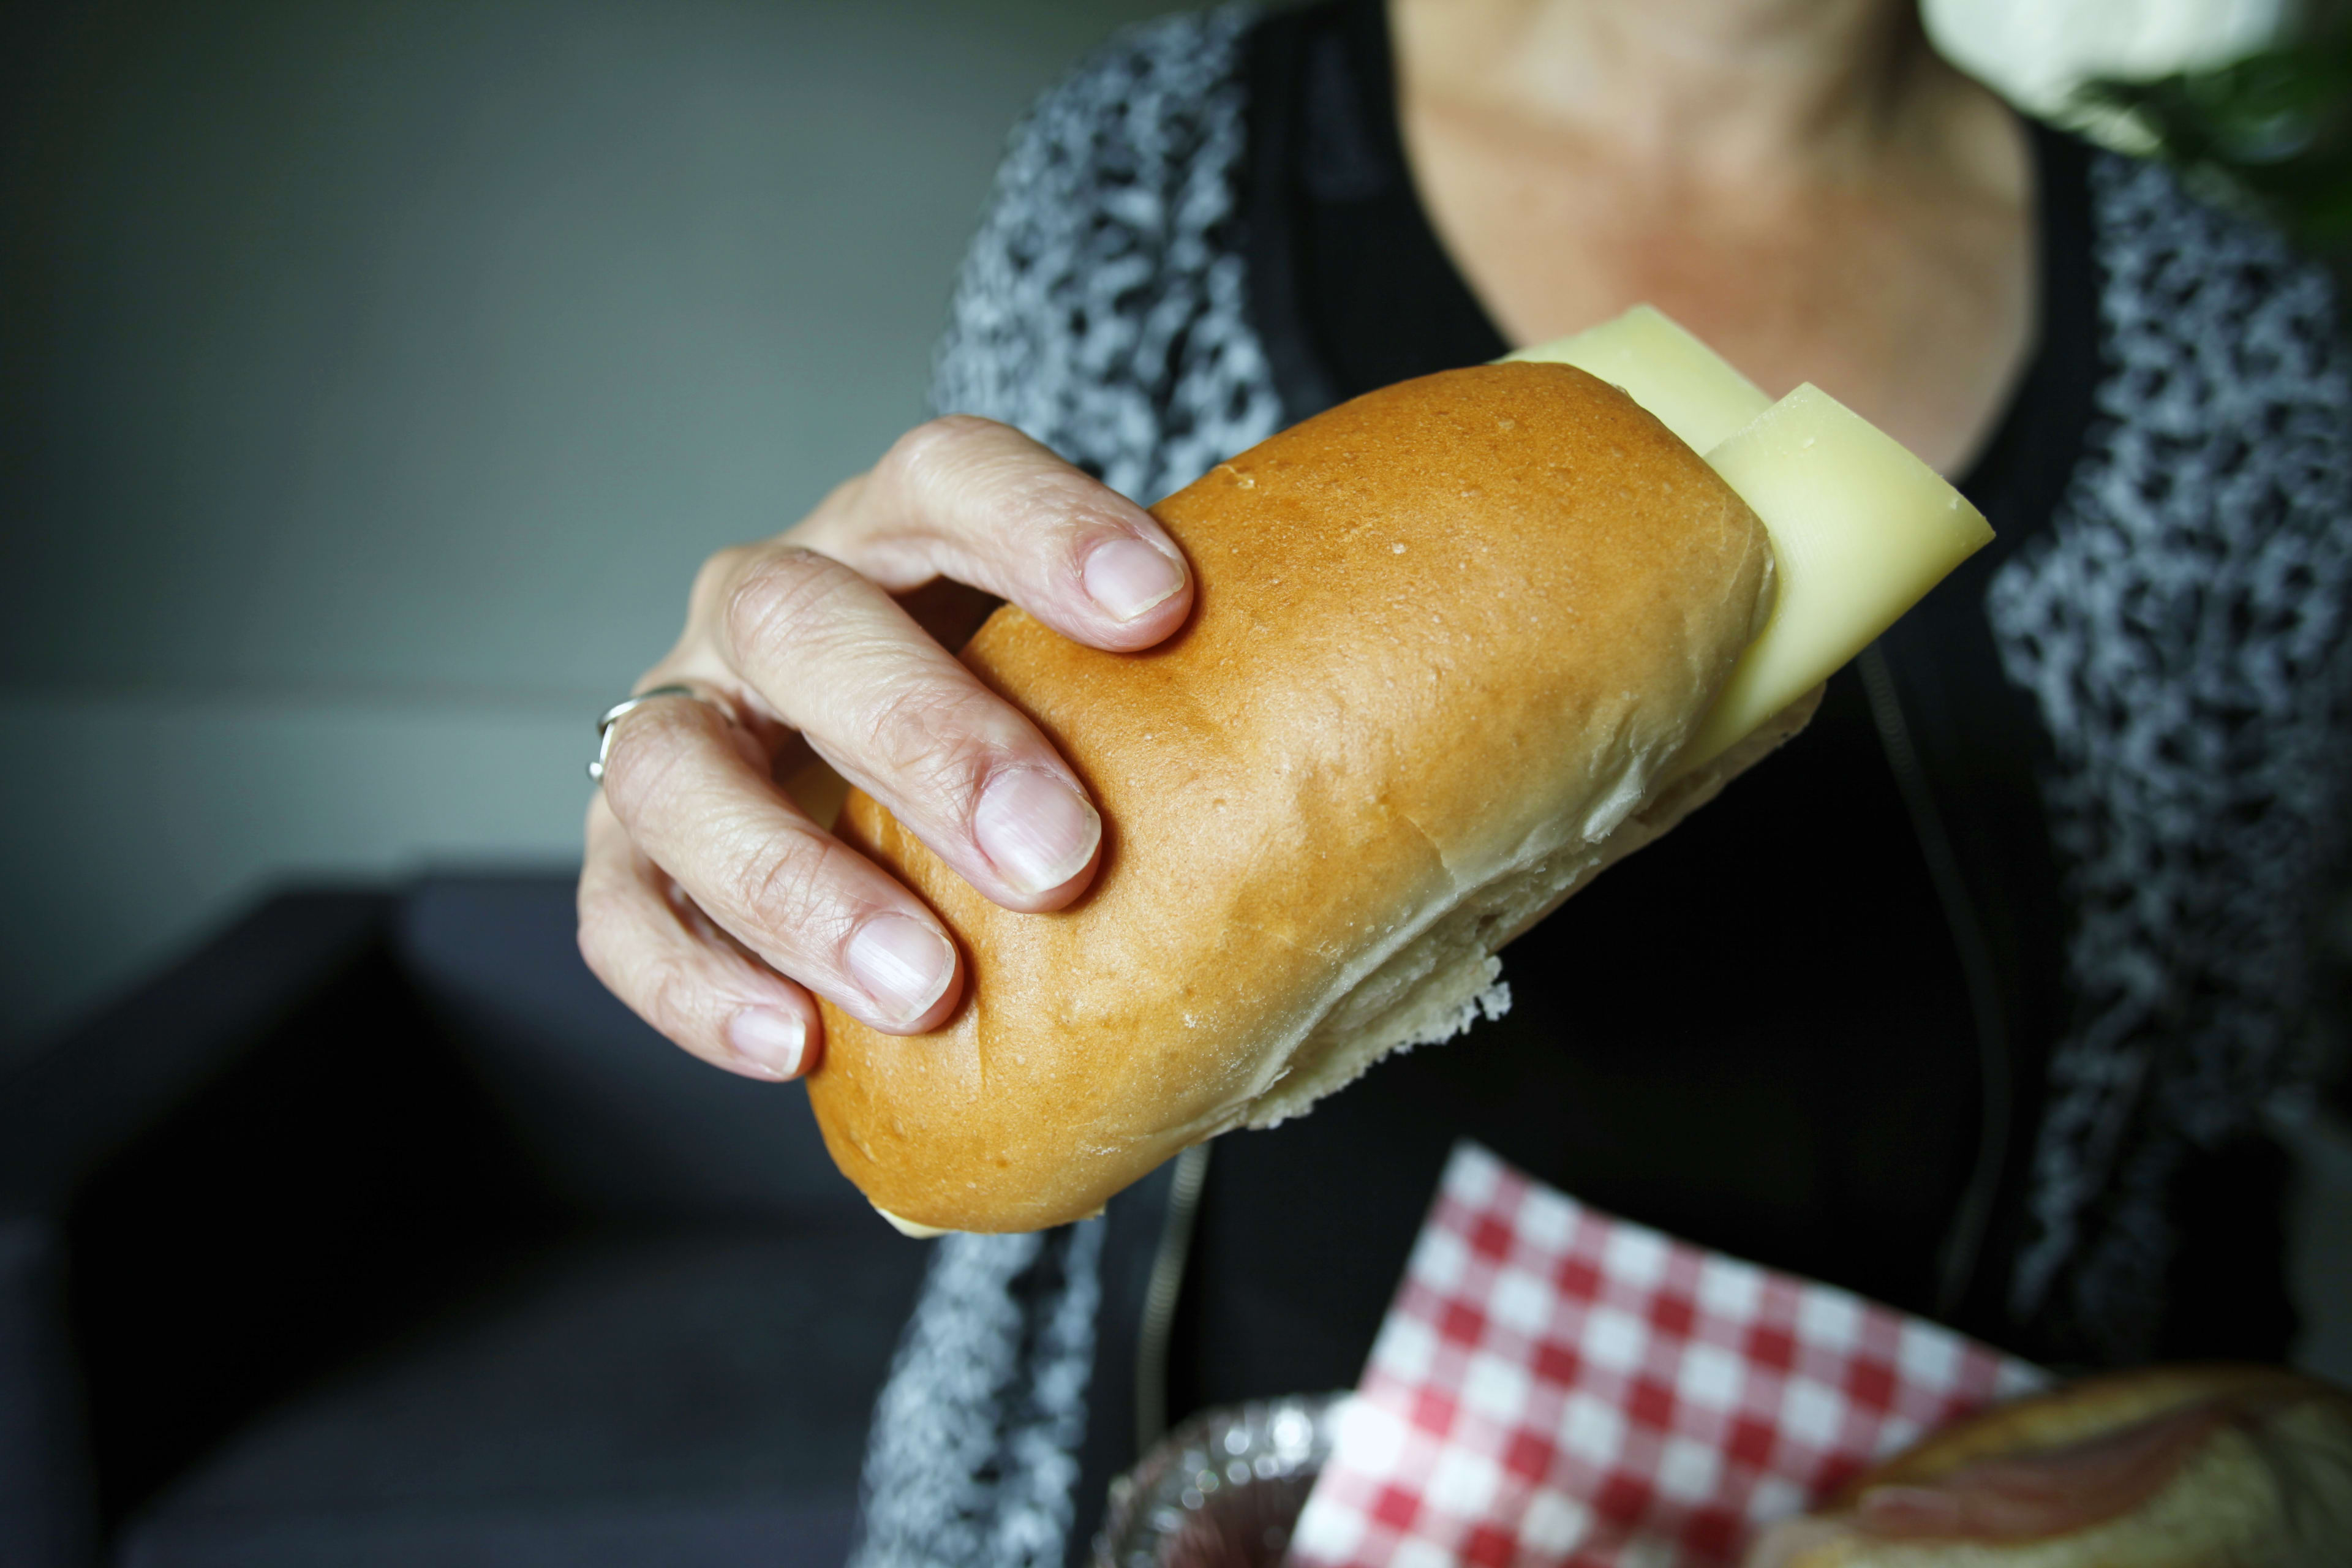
[850,12,2352,1566]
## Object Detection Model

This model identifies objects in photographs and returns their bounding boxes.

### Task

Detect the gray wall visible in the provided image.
[9,0,2351,1385]
[1,0,1174,1060]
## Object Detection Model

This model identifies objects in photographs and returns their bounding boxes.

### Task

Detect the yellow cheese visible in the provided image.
[1501,307,1992,774]
[1506,304,1773,453]
[1678,383,1993,771]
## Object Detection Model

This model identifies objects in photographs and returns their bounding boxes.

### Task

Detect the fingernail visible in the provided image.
[974,770,1101,894]
[1083,537,1185,622]
[726,1006,806,1078]
[846,913,955,1024]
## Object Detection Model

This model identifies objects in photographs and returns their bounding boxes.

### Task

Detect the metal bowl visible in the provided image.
[1093,1394,1346,1568]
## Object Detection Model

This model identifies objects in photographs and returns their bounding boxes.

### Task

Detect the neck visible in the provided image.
[1393,0,1949,189]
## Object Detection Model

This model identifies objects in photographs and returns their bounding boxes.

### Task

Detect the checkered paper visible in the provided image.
[1286,1142,2046,1568]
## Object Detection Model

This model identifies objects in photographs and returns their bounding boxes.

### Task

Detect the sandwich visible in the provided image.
[805,307,1991,1235]
[1749,1364,2352,1566]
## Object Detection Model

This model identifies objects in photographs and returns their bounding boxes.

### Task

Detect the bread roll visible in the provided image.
[1751,1365,2352,1567]
[805,362,1784,1233]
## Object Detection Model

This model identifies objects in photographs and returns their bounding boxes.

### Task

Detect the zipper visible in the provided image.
[1858,643,2014,1322]
[1134,1141,1212,1453]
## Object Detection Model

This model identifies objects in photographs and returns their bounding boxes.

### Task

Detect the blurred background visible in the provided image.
[4,0,2352,1561]
[0,0,1186,1066]
[10,0,2345,1076]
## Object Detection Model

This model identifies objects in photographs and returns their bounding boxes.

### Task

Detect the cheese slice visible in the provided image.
[1679,383,1993,770]
[1504,306,1992,774]
[1506,304,1773,453]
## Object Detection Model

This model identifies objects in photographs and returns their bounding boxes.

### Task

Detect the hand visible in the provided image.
[577,417,1193,1082]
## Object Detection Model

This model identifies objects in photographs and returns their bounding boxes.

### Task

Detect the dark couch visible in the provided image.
[0,875,928,1567]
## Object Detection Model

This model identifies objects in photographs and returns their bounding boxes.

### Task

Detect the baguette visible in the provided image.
[807,361,1784,1232]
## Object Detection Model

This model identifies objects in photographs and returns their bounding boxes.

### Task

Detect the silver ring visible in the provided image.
[587,684,734,783]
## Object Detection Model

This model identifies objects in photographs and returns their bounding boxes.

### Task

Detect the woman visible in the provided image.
[575,1,2351,1561]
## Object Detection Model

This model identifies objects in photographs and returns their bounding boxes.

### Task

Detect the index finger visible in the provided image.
[792,416,1193,653]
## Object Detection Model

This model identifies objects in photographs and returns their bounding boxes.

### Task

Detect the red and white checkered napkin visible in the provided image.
[1287,1141,2046,1568]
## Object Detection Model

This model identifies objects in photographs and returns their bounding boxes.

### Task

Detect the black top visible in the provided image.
[1164,0,2098,1419]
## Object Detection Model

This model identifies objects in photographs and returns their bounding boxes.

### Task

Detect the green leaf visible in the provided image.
[2075,32,2352,247]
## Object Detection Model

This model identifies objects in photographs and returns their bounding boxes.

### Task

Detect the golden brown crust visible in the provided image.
[1826,1364,2345,1501]
[1760,1366,2352,1567]
[1490,679,1825,955]
[806,363,1774,1231]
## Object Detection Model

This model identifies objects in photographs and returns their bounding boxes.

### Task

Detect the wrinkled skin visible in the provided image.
[578,416,1193,1082]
